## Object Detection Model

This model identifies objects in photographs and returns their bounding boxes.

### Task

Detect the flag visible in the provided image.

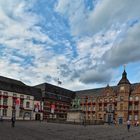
[57,78,62,85]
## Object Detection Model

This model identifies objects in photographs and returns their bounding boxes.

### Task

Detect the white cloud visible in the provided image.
[104,23,140,68]
[56,0,140,36]
[0,0,140,91]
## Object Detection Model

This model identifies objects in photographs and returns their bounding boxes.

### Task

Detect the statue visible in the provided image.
[71,97,81,109]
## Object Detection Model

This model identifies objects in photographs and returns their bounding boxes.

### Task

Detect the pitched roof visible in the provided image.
[0,76,25,86]
[35,83,75,98]
[76,83,140,97]
[0,76,42,100]
[76,86,118,98]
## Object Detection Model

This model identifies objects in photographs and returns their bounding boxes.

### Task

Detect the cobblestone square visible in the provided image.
[1,121,140,140]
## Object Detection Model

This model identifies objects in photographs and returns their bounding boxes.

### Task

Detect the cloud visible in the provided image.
[79,67,112,84]
[104,23,140,68]
[0,0,140,91]
[0,0,56,85]
[56,0,140,36]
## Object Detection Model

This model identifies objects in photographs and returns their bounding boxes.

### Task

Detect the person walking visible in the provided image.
[11,116,16,127]
[127,120,131,132]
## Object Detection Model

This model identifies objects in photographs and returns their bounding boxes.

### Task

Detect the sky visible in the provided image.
[0,0,140,91]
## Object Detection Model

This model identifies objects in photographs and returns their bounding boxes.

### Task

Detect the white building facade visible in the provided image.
[0,76,43,120]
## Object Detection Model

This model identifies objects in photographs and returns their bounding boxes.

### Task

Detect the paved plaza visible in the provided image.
[1,121,140,140]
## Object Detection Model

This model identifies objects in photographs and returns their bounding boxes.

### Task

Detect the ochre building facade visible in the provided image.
[76,70,140,124]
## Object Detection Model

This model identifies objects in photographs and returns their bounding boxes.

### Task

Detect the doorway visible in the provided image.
[35,114,41,120]
[118,117,123,124]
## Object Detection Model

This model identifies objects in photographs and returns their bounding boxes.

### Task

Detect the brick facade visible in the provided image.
[76,70,140,124]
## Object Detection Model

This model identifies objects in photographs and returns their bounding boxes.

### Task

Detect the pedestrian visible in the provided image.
[11,116,16,127]
[0,115,3,122]
[136,121,139,126]
[127,120,131,132]
[114,119,117,127]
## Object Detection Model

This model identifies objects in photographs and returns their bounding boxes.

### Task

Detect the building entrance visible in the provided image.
[118,117,123,124]
[35,114,41,120]
[107,114,113,124]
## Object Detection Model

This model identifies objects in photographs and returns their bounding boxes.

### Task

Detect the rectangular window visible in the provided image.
[129,105,132,110]
[120,96,124,101]
[3,92,8,96]
[99,106,102,111]
[129,115,132,120]
[27,96,30,100]
[3,109,7,116]
[3,98,8,106]
[104,106,107,111]
[13,94,17,97]
[13,99,16,106]
[134,115,138,121]
[134,105,138,110]
[92,106,95,111]
[88,106,91,111]
[20,99,24,108]
[26,102,30,108]
[20,95,24,99]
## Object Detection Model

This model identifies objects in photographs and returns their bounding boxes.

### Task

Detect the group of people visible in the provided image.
[112,118,139,132]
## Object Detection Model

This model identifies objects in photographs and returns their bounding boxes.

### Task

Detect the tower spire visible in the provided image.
[118,65,130,85]
[124,64,126,71]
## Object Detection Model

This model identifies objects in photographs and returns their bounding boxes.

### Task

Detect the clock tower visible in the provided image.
[117,68,131,124]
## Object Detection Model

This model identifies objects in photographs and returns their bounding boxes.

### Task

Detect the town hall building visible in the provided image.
[76,69,140,124]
